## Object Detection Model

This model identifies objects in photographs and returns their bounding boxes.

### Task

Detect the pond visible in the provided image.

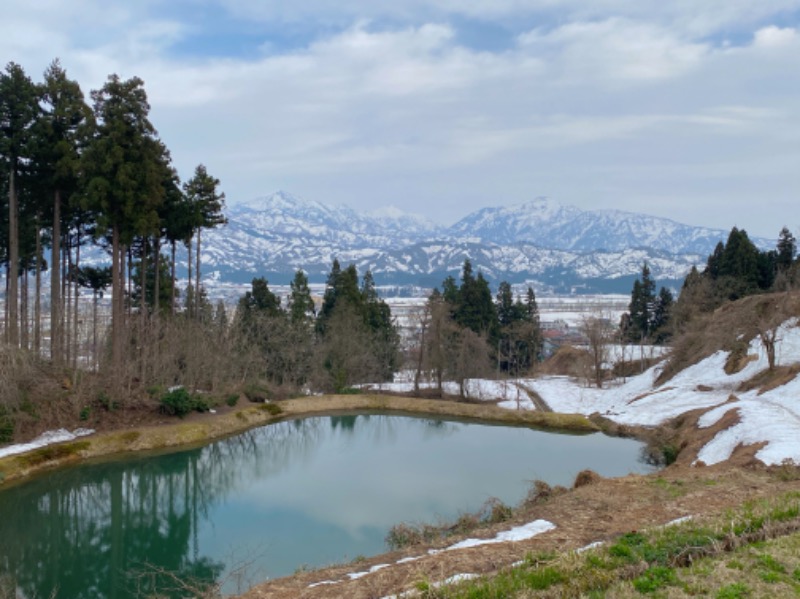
[0,414,654,598]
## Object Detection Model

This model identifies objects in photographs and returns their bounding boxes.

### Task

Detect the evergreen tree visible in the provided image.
[288,270,315,323]
[717,227,761,297]
[651,286,674,343]
[0,62,40,346]
[496,281,519,327]
[777,226,796,271]
[131,254,175,313]
[627,263,656,341]
[454,259,497,338]
[238,277,281,322]
[183,164,225,315]
[315,260,399,384]
[83,74,161,370]
[34,59,93,362]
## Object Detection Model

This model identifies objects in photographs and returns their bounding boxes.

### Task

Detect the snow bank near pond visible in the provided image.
[520,319,800,466]
[374,320,800,467]
[0,428,95,460]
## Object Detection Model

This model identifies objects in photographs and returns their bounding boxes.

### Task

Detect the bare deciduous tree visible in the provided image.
[579,313,614,389]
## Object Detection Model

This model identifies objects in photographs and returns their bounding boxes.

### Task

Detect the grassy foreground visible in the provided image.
[416,492,800,598]
[0,394,597,486]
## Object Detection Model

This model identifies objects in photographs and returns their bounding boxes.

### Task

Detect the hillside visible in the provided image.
[244,293,800,599]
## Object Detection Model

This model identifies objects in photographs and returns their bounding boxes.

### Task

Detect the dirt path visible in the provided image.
[239,461,798,598]
[516,382,553,412]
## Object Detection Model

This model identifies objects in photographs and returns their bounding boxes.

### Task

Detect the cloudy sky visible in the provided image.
[3,1,799,237]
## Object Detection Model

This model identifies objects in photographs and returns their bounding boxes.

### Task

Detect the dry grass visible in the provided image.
[238,466,800,599]
[658,291,800,385]
[0,394,597,487]
[737,364,800,395]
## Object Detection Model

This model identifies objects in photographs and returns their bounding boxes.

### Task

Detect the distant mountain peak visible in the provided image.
[199,190,770,292]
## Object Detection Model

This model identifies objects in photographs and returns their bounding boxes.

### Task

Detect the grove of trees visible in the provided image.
[411,260,543,398]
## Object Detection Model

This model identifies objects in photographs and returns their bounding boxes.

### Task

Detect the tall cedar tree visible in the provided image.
[183,164,226,317]
[0,62,39,346]
[83,75,161,370]
[288,270,315,323]
[35,59,93,363]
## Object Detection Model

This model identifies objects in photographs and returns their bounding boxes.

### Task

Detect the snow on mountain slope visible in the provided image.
[194,191,757,290]
[447,197,771,254]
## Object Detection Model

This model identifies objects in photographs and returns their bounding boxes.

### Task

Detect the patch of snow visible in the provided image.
[0,428,95,460]
[348,563,391,580]
[576,541,604,553]
[663,516,693,527]
[441,519,556,551]
[307,580,337,588]
[434,573,479,586]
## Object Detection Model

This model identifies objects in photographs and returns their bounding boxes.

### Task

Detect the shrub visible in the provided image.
[386,523,422,550]
[574,469,602,488]
[244,382,270,402]
[0,408,14,444]
[159,388,208,418]
[79,406,91,421]
[225,394,239,407]
[259,402,283,416]
[96,391,118,412]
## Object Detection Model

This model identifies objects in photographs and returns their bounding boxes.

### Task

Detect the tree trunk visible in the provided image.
[153,237,161,316]
[195,227,202,316]
[20,267,29,350]
[140,239,147,316]
[112,225,123,373]
[51,190,62,364]
[34,216,42,355]
[186,237,193,316]
[140,239,148,383]
[72,235,81,371]
[7,168,19,346]
[127,247,133,318]
[65,238,73,367]
[170,240,176,314]
[92,291,99,371]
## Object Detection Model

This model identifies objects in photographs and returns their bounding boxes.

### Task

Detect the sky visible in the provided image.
[3,0,800,238]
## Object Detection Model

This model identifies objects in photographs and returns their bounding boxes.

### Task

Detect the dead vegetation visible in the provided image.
[238,465,800,599]
[658,291,800,385]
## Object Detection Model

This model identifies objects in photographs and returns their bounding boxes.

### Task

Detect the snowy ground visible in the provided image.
[0,428,95,460]
[369,319,800,467]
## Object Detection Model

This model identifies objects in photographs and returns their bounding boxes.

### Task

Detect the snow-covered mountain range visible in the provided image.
[200,191,769,293]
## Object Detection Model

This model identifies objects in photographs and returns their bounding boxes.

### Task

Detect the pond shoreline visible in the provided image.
[0,394,599,487]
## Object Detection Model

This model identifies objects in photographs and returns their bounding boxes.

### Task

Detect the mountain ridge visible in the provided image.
[196,191,771,293]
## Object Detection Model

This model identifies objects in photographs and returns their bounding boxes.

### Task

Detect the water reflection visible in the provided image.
[0,415,652,598]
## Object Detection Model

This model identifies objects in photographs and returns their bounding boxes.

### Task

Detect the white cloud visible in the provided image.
[1,0,799,235]
[753,25,799,47]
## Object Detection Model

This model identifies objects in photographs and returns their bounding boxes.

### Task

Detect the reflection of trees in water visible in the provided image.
[0,450,224,598]
[327,414,459,446]
[0,415,462,598]
[0,419,330,599]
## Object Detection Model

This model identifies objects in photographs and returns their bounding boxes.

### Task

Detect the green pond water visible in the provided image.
[0,414,654,598]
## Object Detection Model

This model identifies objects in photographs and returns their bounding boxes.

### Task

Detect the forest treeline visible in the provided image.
[0,59,225,372]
